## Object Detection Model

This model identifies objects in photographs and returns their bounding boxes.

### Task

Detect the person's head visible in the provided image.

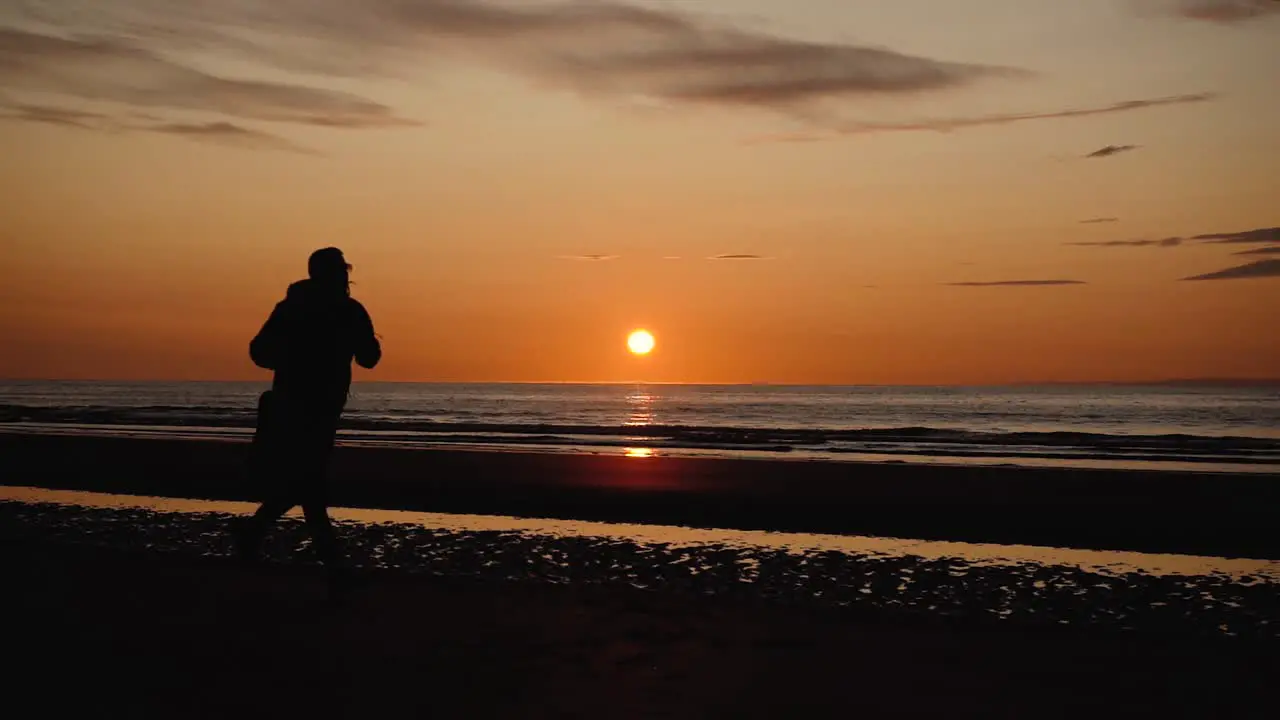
[307,247,351,295]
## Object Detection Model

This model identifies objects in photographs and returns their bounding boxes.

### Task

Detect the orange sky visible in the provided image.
[2,1,1278,384]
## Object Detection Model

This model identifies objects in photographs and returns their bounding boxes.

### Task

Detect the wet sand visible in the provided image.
[6,493,1276,638]
[6,540,1274,719]
[3,432,1278,558]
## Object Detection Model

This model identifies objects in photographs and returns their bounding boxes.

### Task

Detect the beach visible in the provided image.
[7,541,1276,719]
[6,431,1279,717]
[4,431,1278,558]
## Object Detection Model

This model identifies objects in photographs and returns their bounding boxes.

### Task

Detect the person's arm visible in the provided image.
[352,301,382,370]
[249,303,287,370]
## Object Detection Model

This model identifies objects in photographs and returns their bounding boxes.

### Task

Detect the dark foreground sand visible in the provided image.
[6,497,1275,638]
[4,432,1278,558]
[5,431,1278,717]
[7,541,1276,719]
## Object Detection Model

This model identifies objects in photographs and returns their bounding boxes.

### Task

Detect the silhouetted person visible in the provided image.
[234,247,380,592]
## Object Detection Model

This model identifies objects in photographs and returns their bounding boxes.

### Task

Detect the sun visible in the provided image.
[627,329,655,355]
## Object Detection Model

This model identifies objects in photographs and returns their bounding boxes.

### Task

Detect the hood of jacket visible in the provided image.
[283,278,348,308]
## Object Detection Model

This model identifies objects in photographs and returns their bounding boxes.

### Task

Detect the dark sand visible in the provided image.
[4,432,1278,558]
[6,432,1278,717]
[6,498,1276,638]
[7,541,1276,719]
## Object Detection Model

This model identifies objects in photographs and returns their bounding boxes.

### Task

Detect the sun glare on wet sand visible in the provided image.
[627,329,655,355]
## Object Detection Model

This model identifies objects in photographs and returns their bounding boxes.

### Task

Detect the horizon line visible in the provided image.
[3,377,1279,388]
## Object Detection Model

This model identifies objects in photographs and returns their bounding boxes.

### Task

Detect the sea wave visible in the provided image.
[2,403,1279,468]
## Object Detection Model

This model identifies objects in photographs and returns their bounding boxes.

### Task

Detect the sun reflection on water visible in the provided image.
[624,388,654,427]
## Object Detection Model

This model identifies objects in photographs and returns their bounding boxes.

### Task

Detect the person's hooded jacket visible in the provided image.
[250,278,380,414]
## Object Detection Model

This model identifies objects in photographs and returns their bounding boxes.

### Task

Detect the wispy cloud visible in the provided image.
[1079,217,1120,224]
[559,254,619,261]
[0,98,316,153]
[6,2,1020,127]
[745,93,1215,141]
[0,27,417,129]
[709,254,771,260]
[1,3,1223,142]
[1085,144,1139,159]
[1182,259,1280,281]
[0,102,118,130]
[1066,226,1278,252]
[1172,0,1280,23]
[1234,246,1280,256]
[1191,227,1280,244]
[946,280,1086,287]
[740,132,829,145]
[148,121,320,155]
[1067,237,1182,248]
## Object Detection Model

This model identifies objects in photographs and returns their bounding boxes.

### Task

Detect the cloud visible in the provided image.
[1172,1,1280,22]
[1067,226,1278,251]
[744,93,1215,140]
[0,102,118,130]
[1191,226,1280,244]
[147,121,319,154]
[1079,217,1120,224]
[846,94,1210,133]
[560,254,619,261]
[740,132,830,145]
[573,38,1016,109]
[1181,259,1280,281]
[0,27,416,128]
[946,280,1086,287]
[2,3,1222,139]
[0,98,317,153]
[709,254,771,260]
[1234,246,1280,256]
[4,1,1019,130]
[1067,237,1183,248]
[1085,144,1139,159]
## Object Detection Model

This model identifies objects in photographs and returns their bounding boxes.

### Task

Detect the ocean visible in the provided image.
[1,381,1277,473]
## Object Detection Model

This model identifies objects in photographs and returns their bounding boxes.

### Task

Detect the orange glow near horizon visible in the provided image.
[1,2,1278,385]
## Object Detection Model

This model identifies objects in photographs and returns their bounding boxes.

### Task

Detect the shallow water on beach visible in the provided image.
[5,486,1277,638]
[4,486,1273,580]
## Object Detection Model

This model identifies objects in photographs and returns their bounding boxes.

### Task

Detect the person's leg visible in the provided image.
[300,461,354,602]
[300,497,339,568]
[233,497,295,561]
[300,414,349,593]
[235,439,312,562]
[234,390,286,557]
[235,401,304,561]
[249,496,294,525]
